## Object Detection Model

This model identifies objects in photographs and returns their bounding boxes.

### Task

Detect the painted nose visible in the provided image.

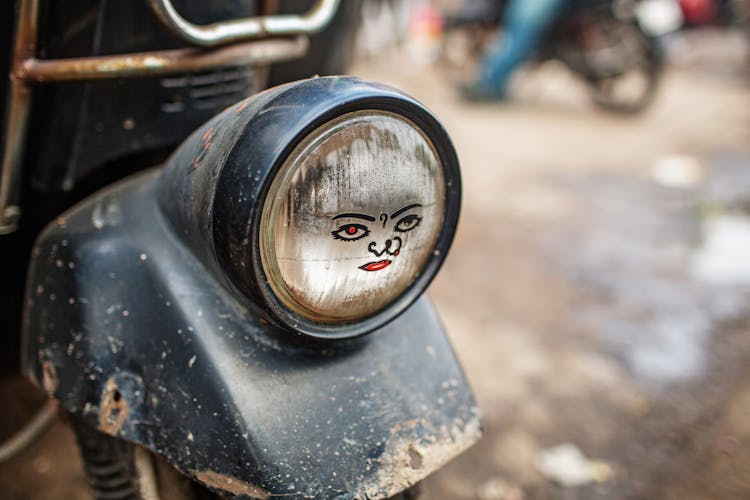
[368,238,402,257]
[368,239,393,257]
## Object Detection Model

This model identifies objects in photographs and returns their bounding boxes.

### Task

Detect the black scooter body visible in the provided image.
[21,77,480,498]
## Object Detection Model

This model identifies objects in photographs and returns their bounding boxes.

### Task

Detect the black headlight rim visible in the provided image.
[212,77,461,340]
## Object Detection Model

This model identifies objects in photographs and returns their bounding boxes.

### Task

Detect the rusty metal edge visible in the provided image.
[0,0,38,234]
[16,36,308,82]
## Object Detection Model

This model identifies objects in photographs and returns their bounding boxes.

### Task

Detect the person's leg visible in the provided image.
[470,0,568,97]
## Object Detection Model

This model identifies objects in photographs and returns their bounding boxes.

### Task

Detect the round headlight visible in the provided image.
[259,111,446,323]
[160,77,460,339]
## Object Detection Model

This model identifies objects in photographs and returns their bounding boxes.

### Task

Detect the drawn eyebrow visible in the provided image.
[391,203,423,219]
[332,212,376,222]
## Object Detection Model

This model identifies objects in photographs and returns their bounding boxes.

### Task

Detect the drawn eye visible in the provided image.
[394,214,422,233]
[331,223,370,242]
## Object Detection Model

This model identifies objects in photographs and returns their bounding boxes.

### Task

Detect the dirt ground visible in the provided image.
[356,28,750,500]
[1,26,750,500]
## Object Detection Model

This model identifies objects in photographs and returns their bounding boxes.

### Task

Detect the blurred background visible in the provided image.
[2,0,750,498]
[356,0,750,498]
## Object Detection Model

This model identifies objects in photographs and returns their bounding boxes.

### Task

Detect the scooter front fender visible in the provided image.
[22,170,481,498]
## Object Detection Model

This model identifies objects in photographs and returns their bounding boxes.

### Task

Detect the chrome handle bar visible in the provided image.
[147,0,341,47]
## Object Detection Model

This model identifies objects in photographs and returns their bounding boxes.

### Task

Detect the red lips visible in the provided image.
[360,260,391,272]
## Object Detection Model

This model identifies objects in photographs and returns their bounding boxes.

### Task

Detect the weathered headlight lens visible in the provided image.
[260,111,446,323]
[160,76,460,339]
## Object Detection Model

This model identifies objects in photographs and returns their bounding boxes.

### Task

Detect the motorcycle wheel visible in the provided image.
[585,23,663,115]
[72,417,217,500]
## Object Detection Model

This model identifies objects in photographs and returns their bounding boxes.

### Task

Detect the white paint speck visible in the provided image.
[188,355,197,368]
[140,253,147,261]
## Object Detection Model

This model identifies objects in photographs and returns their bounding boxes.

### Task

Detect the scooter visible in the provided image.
[442,0,669,113]
[0,1,481,498]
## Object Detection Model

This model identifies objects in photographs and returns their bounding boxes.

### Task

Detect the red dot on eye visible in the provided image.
[348,227,356,234]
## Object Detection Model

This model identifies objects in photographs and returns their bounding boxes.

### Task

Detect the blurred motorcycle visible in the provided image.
[442,0,678,113]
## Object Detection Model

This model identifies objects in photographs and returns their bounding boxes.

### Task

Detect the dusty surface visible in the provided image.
[1,28,750,500]
[353,28,750,500]
[193,470,270,499]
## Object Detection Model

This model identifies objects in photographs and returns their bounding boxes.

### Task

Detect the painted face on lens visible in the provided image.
[260,111,446,322]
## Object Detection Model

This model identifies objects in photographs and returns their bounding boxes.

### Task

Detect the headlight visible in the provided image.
[160,77,460,339]
[260,110,446,323]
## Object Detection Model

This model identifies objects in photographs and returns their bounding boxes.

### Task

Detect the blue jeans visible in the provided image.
[476,0,569,94]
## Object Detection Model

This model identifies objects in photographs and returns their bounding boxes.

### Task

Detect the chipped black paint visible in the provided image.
[21,77,480,496]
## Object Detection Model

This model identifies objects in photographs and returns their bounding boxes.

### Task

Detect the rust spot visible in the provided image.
[41,361,58,395]
[194,470,269,499]
[357,411,482,499]
[99,378,129,435]
[391,418,420,436]
[235,100,250,114]
[192,127,214,169]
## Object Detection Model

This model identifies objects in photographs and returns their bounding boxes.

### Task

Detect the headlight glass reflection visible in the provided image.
[260,111,446,323]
